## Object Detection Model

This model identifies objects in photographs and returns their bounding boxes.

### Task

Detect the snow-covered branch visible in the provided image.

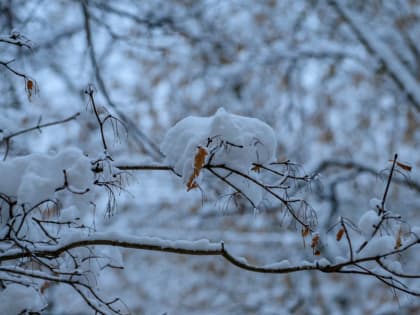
[0,32,32,49]
[1,232,418,294]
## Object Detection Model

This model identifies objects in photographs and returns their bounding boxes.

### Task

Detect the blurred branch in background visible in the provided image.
[0,112,80,160]
[80,0,164,160]
[328,0,420,111]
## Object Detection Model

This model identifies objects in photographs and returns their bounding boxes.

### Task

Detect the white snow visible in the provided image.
[51,232,221,252]
[358,236,395,257]
[316,258,332,267]
[161,108,277,206]
[235,256,249,264]
[0,283,44,314]
[358,210,380,239]
[0,147,93,205]
[382,260,403,274]
[412,226,420,238]
[368,198,381,210]
[334,256,347,264]
[98,246,124,268]
[263,259,291,269]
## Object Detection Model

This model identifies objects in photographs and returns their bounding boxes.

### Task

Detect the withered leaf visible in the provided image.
[389,159,412,172]
[311,234,320,249]
[336,228,344,242]
[251,164,261,173]
[186,146,208,191]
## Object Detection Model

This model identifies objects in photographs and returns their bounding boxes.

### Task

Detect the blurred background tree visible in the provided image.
[1,0,419,314]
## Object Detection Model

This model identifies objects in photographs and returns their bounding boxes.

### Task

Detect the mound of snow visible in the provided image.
[0,147,93,206]
[161,108,277,206]
[358,210,380,240]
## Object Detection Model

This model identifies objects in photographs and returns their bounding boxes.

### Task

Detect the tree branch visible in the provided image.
[0,34,32,49]
[328,0,420,111]
[313,159,420,193]
[80,0,163,159]
[1,233,418,295]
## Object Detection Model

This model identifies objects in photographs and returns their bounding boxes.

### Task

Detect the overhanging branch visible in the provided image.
[1,233,418,293]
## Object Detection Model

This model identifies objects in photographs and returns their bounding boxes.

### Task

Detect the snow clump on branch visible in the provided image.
[161,108,277,207]
[0,147,94,206]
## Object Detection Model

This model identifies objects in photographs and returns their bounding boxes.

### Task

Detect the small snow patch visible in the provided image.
[358,210,380,239]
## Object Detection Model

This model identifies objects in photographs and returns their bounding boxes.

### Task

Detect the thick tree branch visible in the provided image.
[1,233,417,270]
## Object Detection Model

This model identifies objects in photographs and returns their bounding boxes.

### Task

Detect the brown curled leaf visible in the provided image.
[395,228,402,249]
[311,234,320,249]
[301,226,310,238]
[389,159,412,172]
[336,228,344,241]
[251,164,261,173]
[186,146,208,191]
[27,79,33,91]
[25,79,37,101]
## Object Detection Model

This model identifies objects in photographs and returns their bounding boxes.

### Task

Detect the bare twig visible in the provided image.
[207,167,257,209]
[116,161,315,229]
[84,84,109,151]
[357,155,400,253]
[380,153,397,214]
[206,164,312,230]
[340,217,354,261]
[0,33,32,49]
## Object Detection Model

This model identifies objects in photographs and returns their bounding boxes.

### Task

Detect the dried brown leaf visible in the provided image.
[336,228,344,242]
[186,146,208,191]
[301,227,310,238]
[311,234,320,249]
[389,160,412,172]
[251,164,261,173]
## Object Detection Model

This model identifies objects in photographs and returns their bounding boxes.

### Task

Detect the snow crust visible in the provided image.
[161,108,277,206]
